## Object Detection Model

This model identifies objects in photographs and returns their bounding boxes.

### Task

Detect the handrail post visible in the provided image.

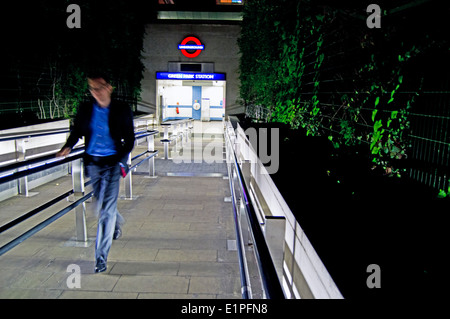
[174,123,179,153]
[162,124,170,160]
[183,121,188,144]
[16,138,31,197]
[147,131,155,152]
[147,133,156,177]
[181,121,185,146]
[124,153,133,199]
[72,158,87,242]
[178,122,182,144]
[163,124,169,140]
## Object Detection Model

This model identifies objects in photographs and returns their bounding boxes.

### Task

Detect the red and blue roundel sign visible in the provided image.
[178,36,204,58]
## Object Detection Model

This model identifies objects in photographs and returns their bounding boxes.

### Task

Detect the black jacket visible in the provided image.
[63,99,135,166]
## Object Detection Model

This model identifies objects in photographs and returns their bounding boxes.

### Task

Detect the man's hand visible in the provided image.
[56,147,71,157]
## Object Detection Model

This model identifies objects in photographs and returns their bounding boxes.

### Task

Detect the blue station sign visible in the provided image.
[156,72,226,81]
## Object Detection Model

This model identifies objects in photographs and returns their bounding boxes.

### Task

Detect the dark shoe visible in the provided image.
[113,228,122,240]
[95,259,107,273]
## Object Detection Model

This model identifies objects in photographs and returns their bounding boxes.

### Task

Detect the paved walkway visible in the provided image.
[0,121,242,299]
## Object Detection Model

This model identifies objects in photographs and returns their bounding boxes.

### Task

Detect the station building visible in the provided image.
[139,13,243,123]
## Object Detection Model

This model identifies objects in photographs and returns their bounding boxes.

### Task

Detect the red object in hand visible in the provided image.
[119,163,127,177]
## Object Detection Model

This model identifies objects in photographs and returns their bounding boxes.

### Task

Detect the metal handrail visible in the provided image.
[225,120,285,299]
[0,148,85,184]
[232,150,285,299]
[0,149,78,173]
[0,189,74,235]
[134,129,159,139]
[130,151,159,171]
[226,153,251,299]
[0,130,158,179]
[0,146,93,257]
[0,128,70,143]
[160,118,194,125]
[0,147,80,173]
[0,192,93,257]
[159,119,193,160]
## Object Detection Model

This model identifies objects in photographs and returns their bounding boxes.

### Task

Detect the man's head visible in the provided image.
[87,75,113,107]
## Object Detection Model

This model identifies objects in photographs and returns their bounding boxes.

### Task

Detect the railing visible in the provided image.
[0,147,90,256]
[245,104,271,122]
[0,125,71,197]
[123,130,159,199]
[0,129,159,257]
[160,119,194,159]
[0,128,70,142]
[224,119,285,299]
[228,119,344,299]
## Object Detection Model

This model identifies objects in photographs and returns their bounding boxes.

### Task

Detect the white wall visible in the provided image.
[203,86,225,119]
[162,86,193,120]
[165,86,192,106]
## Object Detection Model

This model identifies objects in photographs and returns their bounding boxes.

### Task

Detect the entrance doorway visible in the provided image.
[156,73,226,123]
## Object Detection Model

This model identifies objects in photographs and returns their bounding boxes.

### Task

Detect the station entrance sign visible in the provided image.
[156,72,226,81]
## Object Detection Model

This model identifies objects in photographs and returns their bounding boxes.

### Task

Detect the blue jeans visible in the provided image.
[87,161,124,263]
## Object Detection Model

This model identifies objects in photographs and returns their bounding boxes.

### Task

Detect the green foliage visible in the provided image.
[238,0,439,177]
[437,180,450,199]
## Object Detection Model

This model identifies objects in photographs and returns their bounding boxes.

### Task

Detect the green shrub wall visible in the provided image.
[238,0,449,190]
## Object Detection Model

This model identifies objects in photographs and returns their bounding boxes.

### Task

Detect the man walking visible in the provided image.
[57,74,135,273]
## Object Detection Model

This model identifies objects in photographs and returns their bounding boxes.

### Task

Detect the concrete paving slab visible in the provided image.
[59,290,138,299]
[188,276,241,295]
[113,275,190,294]
[137,292,216,299]
[155,249,217,262]
[109,261,180,276]
[0,287,63,299]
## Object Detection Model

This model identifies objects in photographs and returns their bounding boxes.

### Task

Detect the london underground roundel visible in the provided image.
[178,36,204,58]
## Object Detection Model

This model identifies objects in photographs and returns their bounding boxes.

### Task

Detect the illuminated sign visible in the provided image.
[156,72,226,81]
[178,36,204,58]
[216,0,243,4]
